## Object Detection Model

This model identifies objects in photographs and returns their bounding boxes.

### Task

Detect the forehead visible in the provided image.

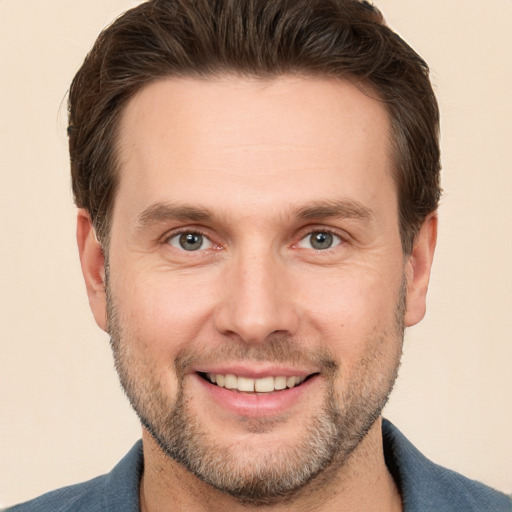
[114,75,395,225]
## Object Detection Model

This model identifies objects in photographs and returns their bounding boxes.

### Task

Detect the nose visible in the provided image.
[213,249,300,344]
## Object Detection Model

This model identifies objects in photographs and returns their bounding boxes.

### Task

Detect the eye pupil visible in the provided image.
[179,233,203,251]
[310,232,333,250]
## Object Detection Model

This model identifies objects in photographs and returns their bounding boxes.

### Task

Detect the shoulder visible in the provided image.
[5,475,109,512]
[383,419,512,512]
[5,441,143,512]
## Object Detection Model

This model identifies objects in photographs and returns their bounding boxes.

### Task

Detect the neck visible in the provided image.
[139,418,402,512]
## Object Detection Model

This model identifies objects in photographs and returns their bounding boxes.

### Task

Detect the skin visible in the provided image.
[77,76,437,511]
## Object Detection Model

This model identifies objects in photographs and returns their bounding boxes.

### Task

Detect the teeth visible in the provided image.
[286,376,297,388]
[254,376,274,392]
[237,376,255,392]
[205,373,307,393]
[224,374,237,390]
[274,376,287,390]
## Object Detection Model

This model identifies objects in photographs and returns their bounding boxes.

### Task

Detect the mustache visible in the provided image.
[173,335,339,378]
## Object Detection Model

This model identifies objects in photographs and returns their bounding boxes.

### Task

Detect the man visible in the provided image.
[7,0,511,511]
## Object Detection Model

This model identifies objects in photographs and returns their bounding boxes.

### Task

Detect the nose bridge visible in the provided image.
[214,242,298,343]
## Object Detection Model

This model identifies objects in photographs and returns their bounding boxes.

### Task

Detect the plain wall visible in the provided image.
[1,0,510,506]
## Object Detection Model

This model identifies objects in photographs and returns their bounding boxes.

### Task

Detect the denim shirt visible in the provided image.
[7,420,511,511]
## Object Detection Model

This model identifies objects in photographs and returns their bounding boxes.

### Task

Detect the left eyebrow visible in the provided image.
[294,199,374,222]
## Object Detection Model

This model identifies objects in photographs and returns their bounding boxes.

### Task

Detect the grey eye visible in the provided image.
[298,231,341,250]
[168,232,213,251]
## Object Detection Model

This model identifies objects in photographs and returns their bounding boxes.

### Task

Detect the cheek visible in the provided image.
[298,267,404,356]
[110,268,218,355]
[302,270,401,322]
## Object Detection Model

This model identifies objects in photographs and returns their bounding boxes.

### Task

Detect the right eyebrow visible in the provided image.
[136,202,213,228]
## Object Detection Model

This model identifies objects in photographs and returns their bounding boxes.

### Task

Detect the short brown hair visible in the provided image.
[68,0,440,253]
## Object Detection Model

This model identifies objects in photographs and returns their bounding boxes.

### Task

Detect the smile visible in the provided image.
[200,373,313,393]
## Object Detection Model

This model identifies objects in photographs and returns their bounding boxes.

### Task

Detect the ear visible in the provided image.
[404,212,438,327]
[76,209,108,332]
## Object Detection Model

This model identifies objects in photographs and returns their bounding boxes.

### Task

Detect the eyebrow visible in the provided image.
[137,202,212,228]
[295,199,373,222]
[136,198,373,230]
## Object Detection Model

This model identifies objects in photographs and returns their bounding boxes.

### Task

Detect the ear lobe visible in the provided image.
[404,212,438,327]
[76,209,108,332]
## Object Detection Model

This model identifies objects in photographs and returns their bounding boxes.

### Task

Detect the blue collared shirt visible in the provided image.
[6,420,512,511]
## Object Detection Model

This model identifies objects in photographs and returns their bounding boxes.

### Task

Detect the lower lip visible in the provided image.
[192,373,319,417]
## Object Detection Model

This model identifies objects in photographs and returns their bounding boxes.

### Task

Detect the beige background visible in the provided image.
[1,0,511,507]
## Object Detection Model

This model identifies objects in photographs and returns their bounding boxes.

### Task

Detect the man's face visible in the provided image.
[84,76,429,503]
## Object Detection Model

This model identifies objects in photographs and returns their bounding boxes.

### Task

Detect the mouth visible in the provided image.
[198,372,318,394]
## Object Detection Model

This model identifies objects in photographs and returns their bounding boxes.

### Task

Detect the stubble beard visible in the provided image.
[106,277,405,506]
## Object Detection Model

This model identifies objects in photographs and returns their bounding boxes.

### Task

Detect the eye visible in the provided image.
[297,231,342,250]
[167,232,213,251]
